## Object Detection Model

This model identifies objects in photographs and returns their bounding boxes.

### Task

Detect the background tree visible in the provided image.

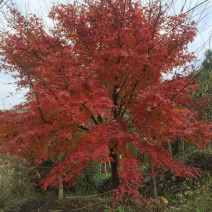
[193,49,212,122]
[0,0,211,202]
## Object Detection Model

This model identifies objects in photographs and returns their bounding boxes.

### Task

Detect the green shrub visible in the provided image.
[73,161,112,195]
[0,154,37,210]
[174,174,212,212]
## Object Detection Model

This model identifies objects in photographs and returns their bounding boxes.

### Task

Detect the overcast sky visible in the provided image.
[0,0,212,110]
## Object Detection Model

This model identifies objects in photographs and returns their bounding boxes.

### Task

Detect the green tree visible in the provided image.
[193,50,212,122]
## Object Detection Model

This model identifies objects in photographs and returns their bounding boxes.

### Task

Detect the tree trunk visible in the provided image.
[100,162,102,174]
[167,142,173,159]
[179,138,185,156]
[109,148,120,189]
[104,163,107,174]
[150,161,157,198]
[58,176,63,200]
[152,176,157,198]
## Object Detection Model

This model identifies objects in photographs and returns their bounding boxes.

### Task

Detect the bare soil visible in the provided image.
[6,196,166,212]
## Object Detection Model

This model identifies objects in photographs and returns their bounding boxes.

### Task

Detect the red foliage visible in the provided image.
[0,0,211,201]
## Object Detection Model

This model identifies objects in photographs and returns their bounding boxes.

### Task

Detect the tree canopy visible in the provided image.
[0,0,211,201]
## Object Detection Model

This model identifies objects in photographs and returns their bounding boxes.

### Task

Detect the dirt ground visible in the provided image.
[6,196,167,212]
[18,198,112,212]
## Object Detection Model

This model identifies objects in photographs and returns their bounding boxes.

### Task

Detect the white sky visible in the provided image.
[0,0,212,109]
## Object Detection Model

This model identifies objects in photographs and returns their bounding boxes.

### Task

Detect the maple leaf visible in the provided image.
[0,0,211,202]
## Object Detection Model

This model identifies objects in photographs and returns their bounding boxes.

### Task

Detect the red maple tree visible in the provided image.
[0,0,211,201]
